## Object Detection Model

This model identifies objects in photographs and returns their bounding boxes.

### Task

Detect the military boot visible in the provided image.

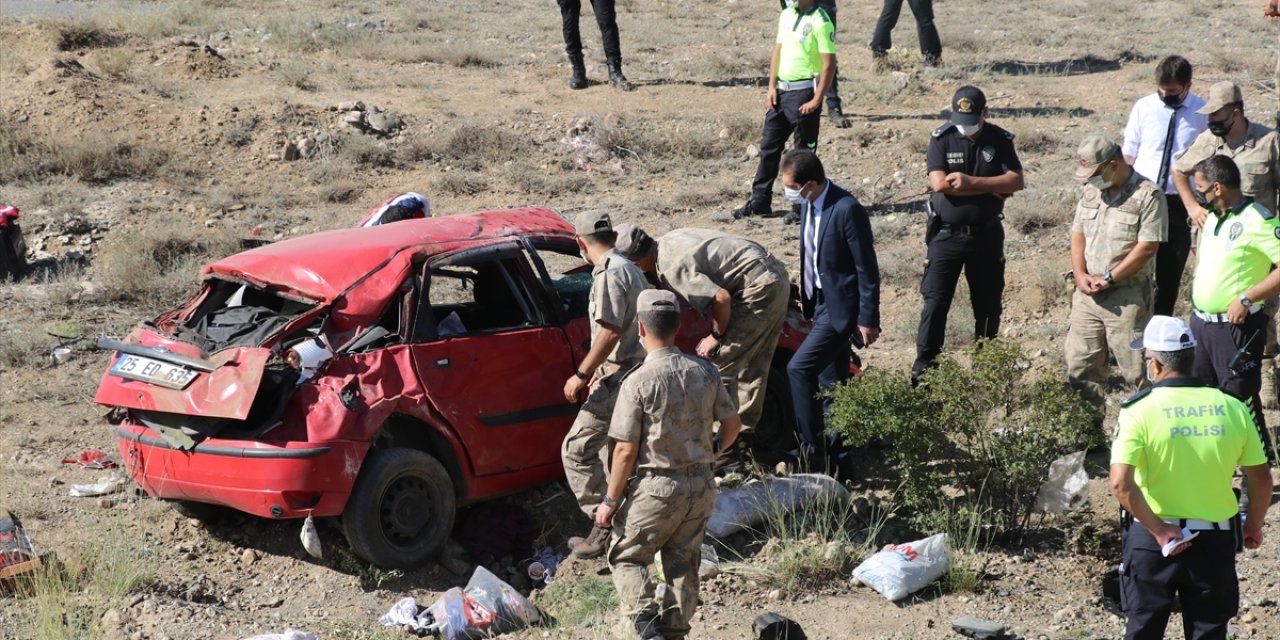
[606,59,634,91]
[568,53,587,90]
[568,523,611,559]
[827,104,852,128]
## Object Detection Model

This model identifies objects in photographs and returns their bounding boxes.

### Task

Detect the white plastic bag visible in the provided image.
[1034,450,1089,513]
[240,630,318,640]
[851,532,950,601]
[423,565,542,640]
[706,474,850,540]
[69,471,128,497]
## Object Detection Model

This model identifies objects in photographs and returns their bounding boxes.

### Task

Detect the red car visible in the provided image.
[95,208,815,568]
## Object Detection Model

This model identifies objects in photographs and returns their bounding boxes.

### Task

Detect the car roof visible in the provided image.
[205,207,574,304]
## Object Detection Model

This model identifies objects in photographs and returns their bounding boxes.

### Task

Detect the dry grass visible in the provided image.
[0,121,179,185]
[275,59,316,90]
[94,219,239,308]
[435,172,490,196]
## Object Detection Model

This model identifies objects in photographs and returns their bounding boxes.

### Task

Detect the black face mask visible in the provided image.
[1160,92,1184,107]
[1208,114,1234,137]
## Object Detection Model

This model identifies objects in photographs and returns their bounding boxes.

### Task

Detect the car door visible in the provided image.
[409,242,579,477]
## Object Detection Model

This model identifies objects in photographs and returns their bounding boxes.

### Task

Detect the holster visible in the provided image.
[925,200,941,244]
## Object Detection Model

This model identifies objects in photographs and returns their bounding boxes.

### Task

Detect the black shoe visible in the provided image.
[923,54,942,68]
[569,53,587,90]
[828,105,852,128]
[606,60,633,91]
[782,203,801,225]
[732,199,770,220]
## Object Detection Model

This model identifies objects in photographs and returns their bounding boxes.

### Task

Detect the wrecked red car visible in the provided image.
[95,208,816,568]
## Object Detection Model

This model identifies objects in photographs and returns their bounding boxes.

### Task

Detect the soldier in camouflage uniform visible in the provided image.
[616,225,791,460]
[596,289,743,640]
[1066,134,1168,407]
[561,210,649,559]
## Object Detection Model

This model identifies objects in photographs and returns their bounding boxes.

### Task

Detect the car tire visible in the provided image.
[166,499,237,523]
[0,222,22,281]
[342,447,456,569]
[753,365,799,463]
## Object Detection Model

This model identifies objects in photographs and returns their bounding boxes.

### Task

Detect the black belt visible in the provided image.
[940,219,1002,235]
[638,464,712,477]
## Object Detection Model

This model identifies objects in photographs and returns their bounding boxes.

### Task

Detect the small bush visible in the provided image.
[0,121,174,184]
[537,575,617,629]
[222,117,260,147]
[430,123,532,171]
[827,339,1101,539]
[264,19,366,53]
[275,60,315,90]
[54,22,120,50]
[586,116,735,166]
[89,48,135,79]
[435,172,489,196]
[339,135,395,168]
[94,221,239,308]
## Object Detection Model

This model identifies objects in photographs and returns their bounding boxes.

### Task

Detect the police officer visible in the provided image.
[778,0,850,128]
[597,289,743,640]
[732,0,837,222]
[1172,81,1280,406]
[1111,315,1271,640]
[1066,134,1168,406]
[911,85,1025,383]
[560,210,649,559]
[557,0,632,91]
[1187,155,1280,461]
[615,225,792,462]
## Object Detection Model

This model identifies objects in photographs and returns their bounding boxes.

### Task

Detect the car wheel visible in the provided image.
[166,499,237,523]
[753,365,799,463]
[343,447,456,569]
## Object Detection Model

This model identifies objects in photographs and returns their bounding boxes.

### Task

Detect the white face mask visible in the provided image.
[1087,174,1109,191]
[955,122,981,137]
[783,184,808,205]
[1144,359,1156,384]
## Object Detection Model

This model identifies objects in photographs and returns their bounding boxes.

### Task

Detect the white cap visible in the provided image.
[1130,315,1197,351]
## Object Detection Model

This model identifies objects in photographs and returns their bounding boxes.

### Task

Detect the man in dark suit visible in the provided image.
[781,150,881,477]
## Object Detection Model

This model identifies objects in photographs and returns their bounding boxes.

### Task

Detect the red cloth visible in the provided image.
[61,450,117,469]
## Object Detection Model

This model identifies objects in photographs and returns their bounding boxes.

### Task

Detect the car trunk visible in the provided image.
[96,277,322,449]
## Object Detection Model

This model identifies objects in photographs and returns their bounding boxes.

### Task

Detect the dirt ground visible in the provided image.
[2,0,1280,638]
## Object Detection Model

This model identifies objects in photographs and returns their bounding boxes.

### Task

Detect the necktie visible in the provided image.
[1156,104,1181,191]
[803,201,817,299]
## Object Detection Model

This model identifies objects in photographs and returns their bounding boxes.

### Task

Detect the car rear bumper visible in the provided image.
[115,420,369,519]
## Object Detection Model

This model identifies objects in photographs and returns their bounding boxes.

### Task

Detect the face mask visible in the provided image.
[1160,92,1183,107]
[1207,114,1233,137]
[1087,167,1111,191]
[784,184,808,205]
[955,122,981,137]
[1144,360,1156,384]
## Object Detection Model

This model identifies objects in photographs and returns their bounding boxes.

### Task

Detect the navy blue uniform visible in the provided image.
[912,122,1021,379]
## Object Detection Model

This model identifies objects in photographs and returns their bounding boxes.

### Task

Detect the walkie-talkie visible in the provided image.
[1227,330,1260,375]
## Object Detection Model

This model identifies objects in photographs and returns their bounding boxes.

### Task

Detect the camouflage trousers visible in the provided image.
[561,362,634,518]
[608,470,716,640]
[1065,284,1151,406]
[712,257,790,430]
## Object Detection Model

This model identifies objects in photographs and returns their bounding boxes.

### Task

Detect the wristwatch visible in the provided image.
[1102,271,1113,284]
[601,495,616,507]
[1240,293,1254,308]
[710,329,724,340]
[575,368,589,380]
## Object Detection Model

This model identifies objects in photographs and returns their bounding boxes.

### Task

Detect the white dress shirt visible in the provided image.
[808,180,831,289]
[1122,92,1208,194]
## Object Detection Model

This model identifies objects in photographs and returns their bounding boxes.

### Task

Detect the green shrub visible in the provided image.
[827,339,1101,539]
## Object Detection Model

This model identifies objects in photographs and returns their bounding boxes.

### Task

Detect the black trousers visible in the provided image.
[913,226,1005,377]
[869,0,942,61]
[750,88,821,206]
[1119,526,1238,640]
[557,0,621,62]
[1153,197,1191,317]
[1191,312,1276,460]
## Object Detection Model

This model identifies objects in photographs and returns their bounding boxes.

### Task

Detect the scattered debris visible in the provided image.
[51,347,73,364]
[951,615,1007,639]
[379,566,540,638]
[299,515,322,559]
[753,612,806,640]
[852,532,950,601]
[69,470,128,497]
[61,450,118,469]
[240,630,319,640]
[706,474,850,540]
[1034,450,1088,513]
[0,510,41,581]
[524,546,562,586]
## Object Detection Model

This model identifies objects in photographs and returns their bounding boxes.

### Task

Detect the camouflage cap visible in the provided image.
[573,209,612,236]
[1197,81,1243,115]
[614,223,655,260]
[637,289,679,314]
[1073,133,1121,181]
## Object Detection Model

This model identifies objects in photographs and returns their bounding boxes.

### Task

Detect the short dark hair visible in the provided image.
[1149,348,1195,375]
[1194,155,1241,190]
[583,230,618,246]
[1155,55,1192,86]
[638,309,679,340]
[780,149,825,185]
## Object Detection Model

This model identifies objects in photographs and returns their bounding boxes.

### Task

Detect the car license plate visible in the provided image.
[111,354,199,390]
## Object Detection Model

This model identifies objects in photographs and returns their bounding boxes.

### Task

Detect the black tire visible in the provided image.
[753,365,799,463]
[343,447,456,569]
[165,499,237,523]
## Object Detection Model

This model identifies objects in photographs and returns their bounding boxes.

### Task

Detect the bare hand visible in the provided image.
[696,334,721,358]
[564,375,587,403]
[1089,275,1111,293]
[766,88,778,111]
[1074,273,1095,295]
[944,172,972,191]
[1244,521,1265,549]
[1227,298,1250,324]
[1152,522,1192,556]
[594,503,616,528]
[1188,204,1209,229]
[858,325,880,348]
[1265,0,1279,17]
[798,97,821,116]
